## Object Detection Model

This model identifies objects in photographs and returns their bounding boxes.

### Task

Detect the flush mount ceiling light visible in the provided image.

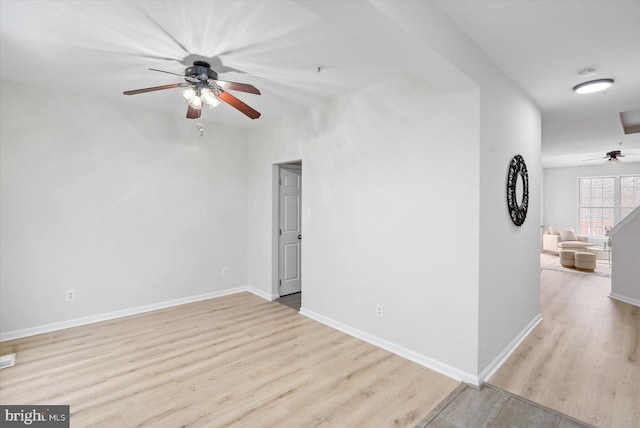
[573,78,614,94]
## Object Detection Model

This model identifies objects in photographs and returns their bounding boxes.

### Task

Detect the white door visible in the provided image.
[279,167,302,296]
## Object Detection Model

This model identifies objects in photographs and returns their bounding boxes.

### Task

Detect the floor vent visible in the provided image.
[0,353,16,369]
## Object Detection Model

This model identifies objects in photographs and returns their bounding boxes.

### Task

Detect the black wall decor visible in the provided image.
[506,155,529,226]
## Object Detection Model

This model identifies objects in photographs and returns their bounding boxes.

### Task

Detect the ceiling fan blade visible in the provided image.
[210,79,261,95]
[218,91,261,119]
[186,105,201,120]
[123,83,183,95]
[149,68,186,77]
[131,3,189,56]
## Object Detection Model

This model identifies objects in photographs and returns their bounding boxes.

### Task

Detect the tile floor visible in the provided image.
[417,384,594,428]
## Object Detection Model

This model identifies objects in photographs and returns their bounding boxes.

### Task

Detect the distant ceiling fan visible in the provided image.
[603,150,624,164]
[583,143,637,164]
[123,61,261,120]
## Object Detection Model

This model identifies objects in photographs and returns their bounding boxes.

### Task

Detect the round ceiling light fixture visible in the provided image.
[573,78,614,94]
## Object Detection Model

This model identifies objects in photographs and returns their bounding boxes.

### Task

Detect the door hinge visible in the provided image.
[279,229,282,235]
[279,279,282,286]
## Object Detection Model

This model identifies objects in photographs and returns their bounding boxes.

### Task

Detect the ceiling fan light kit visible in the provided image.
[200,88,220,108]
[180,86,196,102]
[607,157,621,165]
[123,61,261,120]
[572,78,614,94]
[190,92,203,109]
[606,150,623,164]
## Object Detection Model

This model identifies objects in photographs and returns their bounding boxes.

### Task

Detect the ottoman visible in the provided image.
[575,252,596,272]
[559,250,576,268]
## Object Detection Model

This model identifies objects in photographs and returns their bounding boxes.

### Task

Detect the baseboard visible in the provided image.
[609,292,640,308]
[0,287,248,342]
[299,307,481,387]
[480,313,542,384]
[247,286,278,301]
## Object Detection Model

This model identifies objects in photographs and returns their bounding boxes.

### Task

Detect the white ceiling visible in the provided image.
[436,0,640,167]
[0,1,405,128]
[1,0,639,168]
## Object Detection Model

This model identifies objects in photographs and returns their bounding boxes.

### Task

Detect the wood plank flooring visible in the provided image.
[2,257,638,427]
[490,257,640,428]
[0,292,459,427]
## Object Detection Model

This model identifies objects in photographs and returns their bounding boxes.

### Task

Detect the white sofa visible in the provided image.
[543,227,591,254]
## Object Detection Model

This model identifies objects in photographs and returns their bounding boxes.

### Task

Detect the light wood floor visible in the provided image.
[490,256,640,428]
[2,263,638,427]
[0,292,459,427]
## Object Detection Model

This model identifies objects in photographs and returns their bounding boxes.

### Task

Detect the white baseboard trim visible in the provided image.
[247,287,278,301]
[299,307,481,387]
[609,293,640,308]
[0,287,248,342]
[480,313,542,384]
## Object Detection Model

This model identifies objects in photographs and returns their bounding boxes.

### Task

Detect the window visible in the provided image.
[621,175,640,220]
[578,174,640,238]
[579,177,614,237]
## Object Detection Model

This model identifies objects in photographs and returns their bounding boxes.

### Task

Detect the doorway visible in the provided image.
[276,162,302,310]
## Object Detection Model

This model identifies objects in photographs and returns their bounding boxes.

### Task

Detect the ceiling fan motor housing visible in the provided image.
[607,150,622,158]
[185,61,218,81]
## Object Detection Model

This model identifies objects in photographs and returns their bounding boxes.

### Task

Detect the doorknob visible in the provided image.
[298,235,301,240]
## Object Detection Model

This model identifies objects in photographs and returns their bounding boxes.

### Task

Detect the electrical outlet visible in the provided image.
[66,289,75,301]
[376,304,383,317]
[222,268,228,277]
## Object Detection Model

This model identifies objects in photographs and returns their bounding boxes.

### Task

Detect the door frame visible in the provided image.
[271,160,302,299]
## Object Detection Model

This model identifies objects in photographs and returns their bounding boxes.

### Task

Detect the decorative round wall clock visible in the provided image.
[506,154,529,226]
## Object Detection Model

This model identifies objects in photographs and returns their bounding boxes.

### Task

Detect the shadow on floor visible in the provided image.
[276,292,301,311]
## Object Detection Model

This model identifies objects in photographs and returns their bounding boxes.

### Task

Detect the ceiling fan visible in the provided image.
[583,143,637,164]
[602,150,624,164]
[123,61,261,120]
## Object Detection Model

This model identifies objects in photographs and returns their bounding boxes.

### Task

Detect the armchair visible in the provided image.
[543,227,590,254]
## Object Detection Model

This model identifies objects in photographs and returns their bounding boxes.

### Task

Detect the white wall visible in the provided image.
[247,75,481,378]
[477,80,541,374]
[0,80,249,334]
[543,162,640,234]
[609,208,640,306]
[370,0,542,379]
